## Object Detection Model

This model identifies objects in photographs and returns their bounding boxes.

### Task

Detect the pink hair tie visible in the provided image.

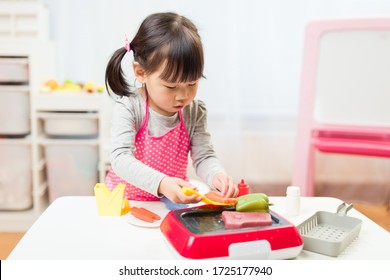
[124,35,131,52]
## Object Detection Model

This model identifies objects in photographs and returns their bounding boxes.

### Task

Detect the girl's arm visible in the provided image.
[188,101,237,196]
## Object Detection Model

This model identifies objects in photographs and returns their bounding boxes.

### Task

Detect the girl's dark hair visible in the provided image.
[105,12,204,96]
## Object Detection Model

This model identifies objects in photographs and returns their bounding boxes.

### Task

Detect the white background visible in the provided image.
[43,0,390,119]
[40,0,390,187]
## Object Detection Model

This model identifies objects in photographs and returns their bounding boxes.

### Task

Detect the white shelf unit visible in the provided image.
[0,40,113,231]
[32,91,113,181]
[0,36,112,231]
[32,91,110,203]
[0,1,49,40]
[0,57,112,231]
[0,40,56,231]
[0,1,114,232]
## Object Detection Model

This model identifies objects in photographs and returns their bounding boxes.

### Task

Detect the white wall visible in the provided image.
[42,0,390,191]
[44,0,390,118]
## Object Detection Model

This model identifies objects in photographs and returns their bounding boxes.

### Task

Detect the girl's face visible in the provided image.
[134,63,199,116]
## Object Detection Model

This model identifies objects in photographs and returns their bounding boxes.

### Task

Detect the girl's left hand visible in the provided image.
[212,173,238,198]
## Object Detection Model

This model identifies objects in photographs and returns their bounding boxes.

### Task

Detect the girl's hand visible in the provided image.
[212,173,238,198]
[158,177,202,204]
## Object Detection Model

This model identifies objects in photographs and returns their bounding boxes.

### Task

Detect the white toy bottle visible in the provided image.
[286,186,301,216]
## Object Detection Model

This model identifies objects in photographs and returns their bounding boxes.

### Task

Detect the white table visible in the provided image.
[8,196,390,260]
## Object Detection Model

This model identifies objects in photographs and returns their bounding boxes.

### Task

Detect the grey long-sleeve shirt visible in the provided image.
[109,92,226,197]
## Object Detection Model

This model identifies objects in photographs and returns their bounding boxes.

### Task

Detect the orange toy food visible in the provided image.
[204,191,237,205]
[44,79,59,90]
[180,187,233,206]
[131,207,161,223]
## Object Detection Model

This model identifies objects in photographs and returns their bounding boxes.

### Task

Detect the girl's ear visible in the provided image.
[133,62,147,83]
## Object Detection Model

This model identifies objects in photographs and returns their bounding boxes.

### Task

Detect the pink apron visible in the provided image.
[105,97,190,200]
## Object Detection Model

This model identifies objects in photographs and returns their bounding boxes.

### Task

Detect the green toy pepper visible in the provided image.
[235,193,272,212]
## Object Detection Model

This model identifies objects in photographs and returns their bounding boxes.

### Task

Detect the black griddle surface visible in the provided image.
[173,206,289,234]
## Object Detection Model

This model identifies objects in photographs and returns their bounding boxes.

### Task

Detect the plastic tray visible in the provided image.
[297,203,362,257]
[41,112,99,138]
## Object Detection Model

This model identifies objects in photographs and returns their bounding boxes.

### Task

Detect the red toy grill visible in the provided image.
[160,205,303,259]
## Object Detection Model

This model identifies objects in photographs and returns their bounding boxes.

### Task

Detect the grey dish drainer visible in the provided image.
[297,203,363,257]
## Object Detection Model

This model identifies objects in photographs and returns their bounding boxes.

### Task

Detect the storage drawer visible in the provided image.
[0,86,30,135]
[44,143,98,203]
[0,142,32,210]
[40,112,99,138]
[0,57,29,83]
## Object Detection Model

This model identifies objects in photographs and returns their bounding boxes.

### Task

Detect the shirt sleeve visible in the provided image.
[109,96,166,197]
[187,100,227,188]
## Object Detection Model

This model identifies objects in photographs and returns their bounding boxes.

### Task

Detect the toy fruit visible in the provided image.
[180,187,235,206]
[235,193,272,212]
[204,191,237,205]
[96,85,105,92]
[83,81,96,93]
[44,79,59,90]
[56,80,82,92]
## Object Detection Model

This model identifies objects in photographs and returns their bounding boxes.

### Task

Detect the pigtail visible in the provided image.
[105,47,133,97]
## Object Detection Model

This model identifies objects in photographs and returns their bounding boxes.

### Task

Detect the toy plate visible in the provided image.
[125,213,163,228]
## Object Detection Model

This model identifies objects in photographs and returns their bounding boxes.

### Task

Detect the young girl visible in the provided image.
[104,12,238,204]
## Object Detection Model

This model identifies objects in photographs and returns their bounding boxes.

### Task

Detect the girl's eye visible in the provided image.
[164,82,197,89]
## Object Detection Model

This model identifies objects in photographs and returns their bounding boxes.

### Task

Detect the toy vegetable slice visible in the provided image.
[180,187,235,206]
[131,207,161,223]
[133,207,161,220]
[204,191,237,205]
[235,193,272,212]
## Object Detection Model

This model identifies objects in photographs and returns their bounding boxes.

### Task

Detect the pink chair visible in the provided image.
[293,18,390,197]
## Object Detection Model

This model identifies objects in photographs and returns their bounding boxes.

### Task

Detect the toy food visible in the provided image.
[204,191,237,205]
[39,79,104,93]
[235,193,272,212]
[83,81,96,93]
[130,207,161,223]
[44,79,59,90]
[57,80,82,92]
[180,187,235,206]
[237,179,250,196]
[222,211,272,229]
[97,85,105,92]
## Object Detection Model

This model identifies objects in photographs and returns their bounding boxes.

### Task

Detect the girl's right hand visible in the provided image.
[158,177,202,204]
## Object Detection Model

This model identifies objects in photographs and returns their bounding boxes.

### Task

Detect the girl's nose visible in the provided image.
[176,89,189,100]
